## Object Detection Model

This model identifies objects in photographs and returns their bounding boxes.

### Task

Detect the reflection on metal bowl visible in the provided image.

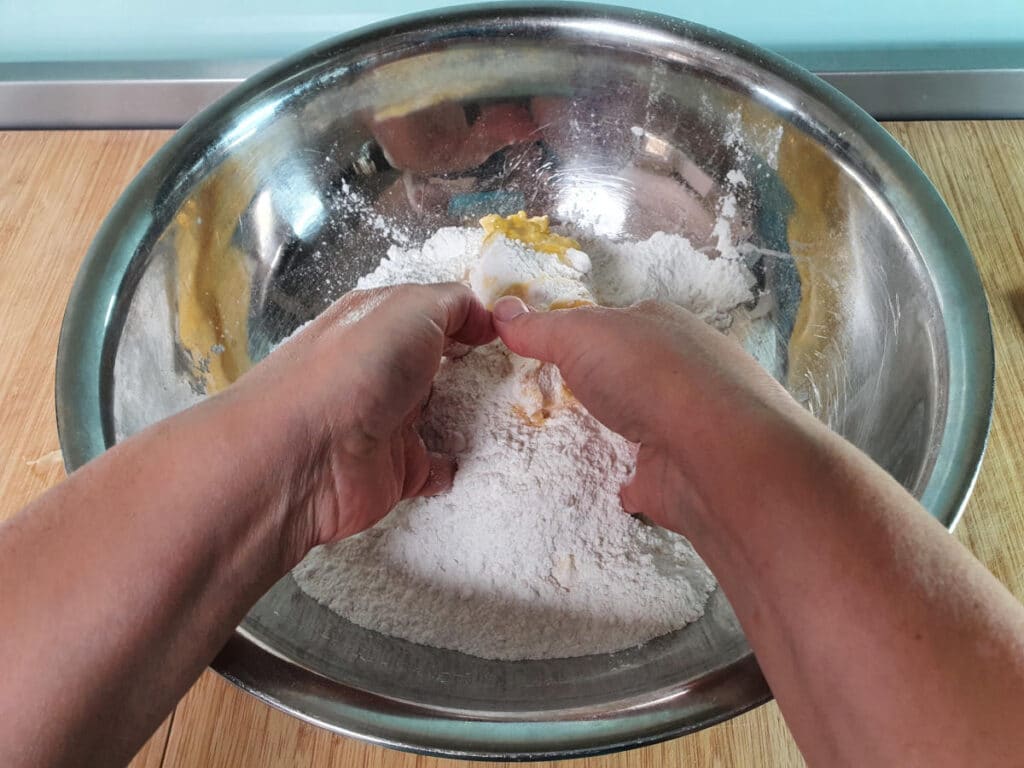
[55,4,993,760]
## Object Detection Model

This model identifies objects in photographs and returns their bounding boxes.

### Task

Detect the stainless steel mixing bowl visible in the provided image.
[55,3,994,759]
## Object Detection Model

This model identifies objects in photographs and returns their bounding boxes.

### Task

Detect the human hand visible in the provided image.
[0,284,493,766]
[235,283,495,550]
[492,296,815,532]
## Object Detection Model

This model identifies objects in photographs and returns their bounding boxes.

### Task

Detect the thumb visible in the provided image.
[492,295,569,365]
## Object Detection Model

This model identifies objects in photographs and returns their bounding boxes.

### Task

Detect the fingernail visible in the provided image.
[493,295,529,322]
[422,453,455,497]
[619,482,640,515]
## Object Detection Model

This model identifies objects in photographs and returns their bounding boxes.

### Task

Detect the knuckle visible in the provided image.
[632,298,666,315]
[335,286,390,313]
[379,284,413,303]
[400,282,449,308]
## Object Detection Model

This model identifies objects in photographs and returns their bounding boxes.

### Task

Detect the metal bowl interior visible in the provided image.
[55,3,993,760]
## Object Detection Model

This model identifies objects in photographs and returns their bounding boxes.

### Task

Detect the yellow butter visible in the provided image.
[479,211,580,261]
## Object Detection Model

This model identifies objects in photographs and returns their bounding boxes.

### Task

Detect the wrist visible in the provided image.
[664,399,834,534]
[201,386,321,570]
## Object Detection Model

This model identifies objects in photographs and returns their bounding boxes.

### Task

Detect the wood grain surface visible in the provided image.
[0,123,1022,768]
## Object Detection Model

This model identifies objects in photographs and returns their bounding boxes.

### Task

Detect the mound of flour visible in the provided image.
[292,226,755,660]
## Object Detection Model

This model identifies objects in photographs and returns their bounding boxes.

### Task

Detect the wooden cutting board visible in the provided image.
[1,122,1022,768]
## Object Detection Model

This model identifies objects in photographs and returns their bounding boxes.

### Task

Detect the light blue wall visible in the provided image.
[2,0,1023,71]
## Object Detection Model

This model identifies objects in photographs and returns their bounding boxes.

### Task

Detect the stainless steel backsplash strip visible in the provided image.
[2,60,1023,128]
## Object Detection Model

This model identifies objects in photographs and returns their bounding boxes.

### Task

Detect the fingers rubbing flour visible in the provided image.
[291,214,757,660]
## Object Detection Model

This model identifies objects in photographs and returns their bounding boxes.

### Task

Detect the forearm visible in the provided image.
[0,284,491,768]
[0,392,310,768]
[677,415,1024,766]
[489,298,1024,764]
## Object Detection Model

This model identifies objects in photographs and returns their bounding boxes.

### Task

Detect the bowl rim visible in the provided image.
[55,1,994,759]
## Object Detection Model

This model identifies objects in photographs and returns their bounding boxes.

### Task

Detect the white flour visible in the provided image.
[587,231,754,321]
[292,224,756,660]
